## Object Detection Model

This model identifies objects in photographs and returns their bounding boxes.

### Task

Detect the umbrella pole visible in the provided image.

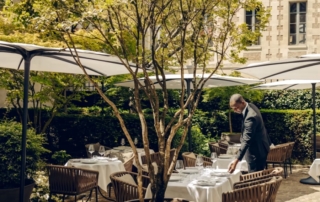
[20,55,31,202]
[186,80,192,151]
[312,83,317,160]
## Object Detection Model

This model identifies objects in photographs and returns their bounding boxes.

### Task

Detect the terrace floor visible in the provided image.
[64,167,320,202]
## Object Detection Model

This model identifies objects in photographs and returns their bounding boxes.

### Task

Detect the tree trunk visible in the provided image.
[153,180,167,202]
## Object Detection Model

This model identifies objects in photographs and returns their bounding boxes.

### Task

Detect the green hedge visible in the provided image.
[0,108,317,163]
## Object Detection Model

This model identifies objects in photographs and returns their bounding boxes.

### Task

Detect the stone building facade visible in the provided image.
[219,0,320,73]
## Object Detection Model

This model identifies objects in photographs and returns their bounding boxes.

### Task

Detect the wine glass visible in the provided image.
[99,146,105,157]
[210,152,218,169]
[175,160,184,173]
[121,138,125,146]
[195,156,204,169]
[88,144,94,158]
[134,137,138,146]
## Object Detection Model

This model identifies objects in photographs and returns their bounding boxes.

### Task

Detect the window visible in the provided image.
[289,2,307,45]
[245,9,260,45]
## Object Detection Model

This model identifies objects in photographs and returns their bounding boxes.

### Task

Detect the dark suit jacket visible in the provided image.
[236,103,271,163]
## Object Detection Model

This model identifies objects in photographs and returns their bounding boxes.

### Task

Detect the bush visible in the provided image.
[172,125,211,158]
[0,120,50,189]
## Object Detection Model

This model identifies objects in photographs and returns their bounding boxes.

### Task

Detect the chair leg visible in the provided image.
[108,183,112,197]
[86,189,94,202]
[95,187,98,202]
[289,158,292,174]
[283,163,287,178]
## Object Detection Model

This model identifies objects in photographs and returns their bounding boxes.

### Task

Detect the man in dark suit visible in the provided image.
[228,94,271,173]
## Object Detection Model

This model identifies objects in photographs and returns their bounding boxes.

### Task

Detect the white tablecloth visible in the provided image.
[67,160,125,192]
[308,159,320,182]
[215,158,248,172]
[145,169,241,202]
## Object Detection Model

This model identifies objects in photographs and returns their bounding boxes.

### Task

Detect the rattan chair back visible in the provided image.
[223,176,283,202]
[110,171,150,202]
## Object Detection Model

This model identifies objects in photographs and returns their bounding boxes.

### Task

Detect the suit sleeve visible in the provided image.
[237,117,257,161]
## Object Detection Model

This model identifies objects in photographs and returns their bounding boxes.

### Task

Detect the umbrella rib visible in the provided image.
[39,51,137,68]
[17,58,24,70]
[260,61,320,79]
[238,59,320,70]
[283,84,298,90]
[42,55,107,76]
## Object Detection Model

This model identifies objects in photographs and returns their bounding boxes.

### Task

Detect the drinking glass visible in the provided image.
[195,156,204,169]
[88,144,94,158]
[99,146,105,157]
[211,152,218,169]
[134,137,138,146]
[175,160,184,173]
[121,138,125,146]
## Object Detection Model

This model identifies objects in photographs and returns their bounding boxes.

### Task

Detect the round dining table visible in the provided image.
[67,159,125,192]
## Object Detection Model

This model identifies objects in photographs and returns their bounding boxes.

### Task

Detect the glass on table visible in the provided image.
[175,160,184,173]
[88,144,94,158]
[121,138,125,146]
[99,146,105,156]
[134,137,138,146]
[210,152,218,169]
[195,155,204,170]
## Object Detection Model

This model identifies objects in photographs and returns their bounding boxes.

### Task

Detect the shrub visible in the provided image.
[0,120,50,189]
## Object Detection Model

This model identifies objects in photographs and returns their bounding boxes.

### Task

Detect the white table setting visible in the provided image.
[66,157,125,192]
[213,145,248,172]
[145,159,241,202]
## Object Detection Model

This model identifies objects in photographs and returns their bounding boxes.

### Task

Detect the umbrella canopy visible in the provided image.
[0,41,143,202]
[116,74,261,151]
[236,54,320,80]
[115,74,261,89]
[253,80,320,159]
[0,40,140,76]
[253,80,320,90]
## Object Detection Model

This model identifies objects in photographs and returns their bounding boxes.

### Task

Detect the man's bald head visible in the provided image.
[229,94,247,114]
[230,94,245,104]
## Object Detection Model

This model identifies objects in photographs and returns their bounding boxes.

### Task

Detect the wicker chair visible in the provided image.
[266,145,289,178]
[110,171,150,202]
[107,155,135,198]
[284,142,295,174]
[223,176,283,202]
[182,152,212,167]
[141,148,176,166]
[47,165,99,202]
[218,141,228,154]
[208,142,221,156]
[234,167,283,189]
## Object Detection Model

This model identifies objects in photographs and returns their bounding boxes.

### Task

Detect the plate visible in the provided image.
[210,172,230,177]
[169,175,183,181]
[181,169,199,174]
[97,157,108,160]
[218,154,234,159]
[194,180,216,186]
[70,159,81,162]
[81,159,98,164]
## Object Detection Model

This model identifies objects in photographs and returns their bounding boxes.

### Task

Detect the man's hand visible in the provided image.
[228,159,239,173]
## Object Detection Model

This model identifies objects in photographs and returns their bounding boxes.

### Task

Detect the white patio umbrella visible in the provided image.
[0,41,144,201]
[253,80,320,159]
[236,54,320,80]
[116,74,262,151]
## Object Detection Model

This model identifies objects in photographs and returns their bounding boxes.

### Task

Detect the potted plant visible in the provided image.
[0,120,49,201]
